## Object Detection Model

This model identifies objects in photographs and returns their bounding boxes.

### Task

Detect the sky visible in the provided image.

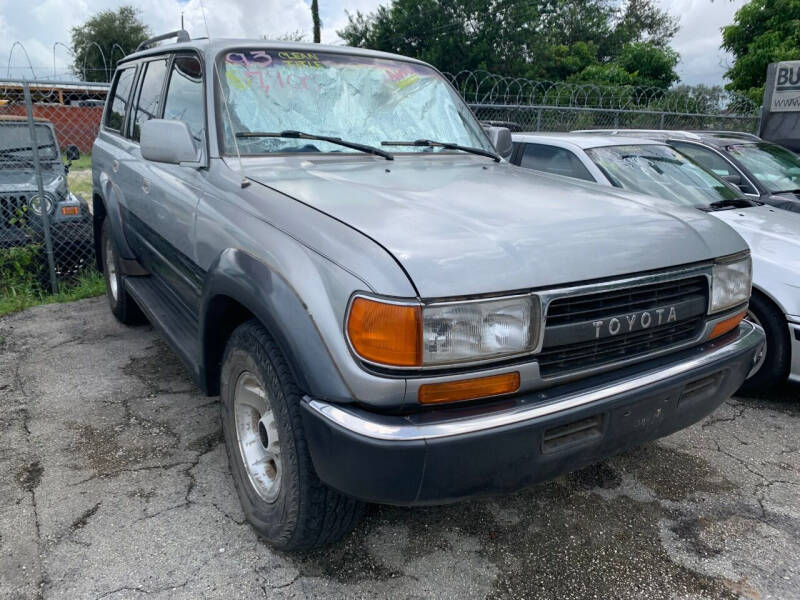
[0,0,748,86]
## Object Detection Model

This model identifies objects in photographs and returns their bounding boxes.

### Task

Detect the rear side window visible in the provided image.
[105,67,135,132]
[163,55,205,142]
[519,143,594,181]
[131,58,169,141]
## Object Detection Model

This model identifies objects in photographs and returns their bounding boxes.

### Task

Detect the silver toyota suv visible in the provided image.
[92,32,765,550]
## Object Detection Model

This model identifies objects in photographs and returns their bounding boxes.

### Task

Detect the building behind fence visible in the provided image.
[0,70,763,293]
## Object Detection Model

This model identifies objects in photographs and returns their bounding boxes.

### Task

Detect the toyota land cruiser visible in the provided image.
[92,32,765,550]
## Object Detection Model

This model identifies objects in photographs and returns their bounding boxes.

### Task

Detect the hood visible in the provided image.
[0,166,63,194]
[244,156,747,297]
[712,204,800,273]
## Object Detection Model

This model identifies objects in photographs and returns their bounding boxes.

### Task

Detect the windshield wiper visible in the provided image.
[621,154,682,165]
[381,139,501,162]
[235,130,394,161]
[703,198,757,211]
[773,188,800,195]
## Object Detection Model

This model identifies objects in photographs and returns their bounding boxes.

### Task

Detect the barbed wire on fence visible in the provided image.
[444,70,760,116]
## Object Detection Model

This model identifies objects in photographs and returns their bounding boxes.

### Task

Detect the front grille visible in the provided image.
[546,277,708,326]
[0,194,29,228]
[539,275,708,377]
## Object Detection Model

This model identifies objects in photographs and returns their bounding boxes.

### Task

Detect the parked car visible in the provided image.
[572,129,800,213]
[511,132,798,392]
[93,34,764,550]
[0,116,92,265]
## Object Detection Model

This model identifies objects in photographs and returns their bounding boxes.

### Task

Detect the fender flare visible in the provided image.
[95,176,138,261]
[200,248,353,401]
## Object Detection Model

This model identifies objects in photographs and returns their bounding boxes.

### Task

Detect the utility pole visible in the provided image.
[311,0,321,43]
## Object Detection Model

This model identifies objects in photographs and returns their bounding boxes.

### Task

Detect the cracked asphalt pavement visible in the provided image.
[1,297,799,599]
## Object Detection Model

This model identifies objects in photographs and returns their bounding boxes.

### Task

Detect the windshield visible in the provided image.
[217,49,492,156]
[0,122,58,161]
[585,144,742,208]
[726,142,800,193]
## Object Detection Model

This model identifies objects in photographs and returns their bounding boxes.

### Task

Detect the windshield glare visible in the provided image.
[217,49,491,156]
[585,144,741,208]
[726,143,800,193]
[0,123,58,161]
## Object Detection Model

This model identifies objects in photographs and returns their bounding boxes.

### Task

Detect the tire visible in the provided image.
[100,219,143,325]
[739,292,790,395]
[220,320,364,550]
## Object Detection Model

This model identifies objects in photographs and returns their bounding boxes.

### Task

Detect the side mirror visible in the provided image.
[484,126,513,160]
[141,119,200,165]
[722,173,742,186]
[64,144,80,162]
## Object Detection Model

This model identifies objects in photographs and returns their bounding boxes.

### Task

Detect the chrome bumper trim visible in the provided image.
[305,321,764,442]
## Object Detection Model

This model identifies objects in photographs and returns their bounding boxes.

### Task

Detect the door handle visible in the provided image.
[112,159,119,173]
[142,179,150,195]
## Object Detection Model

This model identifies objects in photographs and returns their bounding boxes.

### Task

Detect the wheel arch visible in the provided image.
[751,283,790,322]
[92,192,107,272]
[200,249,351,401]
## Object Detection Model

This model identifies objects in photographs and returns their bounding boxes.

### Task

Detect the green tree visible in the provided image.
[573,42,679,88]
[71,6,149,82]
[338,0,679,83]
[722,0,800,103]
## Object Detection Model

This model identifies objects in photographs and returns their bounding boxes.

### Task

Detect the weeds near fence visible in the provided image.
[1,244,105,316]
[0,266,105,317]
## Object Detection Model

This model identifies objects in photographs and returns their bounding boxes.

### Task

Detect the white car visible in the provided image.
[511,132,800,392]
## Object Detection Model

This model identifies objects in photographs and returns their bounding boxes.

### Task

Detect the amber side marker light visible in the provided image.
[418,372,521,405]
[61,206,79,216]
[709,310,747,340]
[347,297,422,367]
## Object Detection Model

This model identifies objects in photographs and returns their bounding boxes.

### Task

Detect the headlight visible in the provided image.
[710,253,752,313]
[346,294,539,368]
[422,296,537,365]
[28,193,55,216]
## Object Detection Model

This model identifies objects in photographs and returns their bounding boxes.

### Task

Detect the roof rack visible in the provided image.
[135,30,191,53]
[690,130,762,141]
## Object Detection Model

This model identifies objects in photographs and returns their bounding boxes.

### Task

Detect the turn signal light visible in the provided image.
[347,297,421,367]
[61,206,79,216]
[709,310,747,340]
[418,372,520,405]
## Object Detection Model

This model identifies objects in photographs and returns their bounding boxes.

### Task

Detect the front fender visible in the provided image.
[200,248,353,402]
[95,172,138,261]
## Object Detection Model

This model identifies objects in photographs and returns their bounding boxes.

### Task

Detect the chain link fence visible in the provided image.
[446,70,762,133]
[0,78,107,295]
[0,69,764,295]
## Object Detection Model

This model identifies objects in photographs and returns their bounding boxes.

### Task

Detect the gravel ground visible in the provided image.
[1,297,798,600]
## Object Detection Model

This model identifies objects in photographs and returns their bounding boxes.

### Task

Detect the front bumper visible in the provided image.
[788,317,800,383]
[301,321,765,505]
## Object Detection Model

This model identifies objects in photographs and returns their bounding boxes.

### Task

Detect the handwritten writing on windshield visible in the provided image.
[384,67,420,89]
[225,51,324,95]
[225,51,324,69]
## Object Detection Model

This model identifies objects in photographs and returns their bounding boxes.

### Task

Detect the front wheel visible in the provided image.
[220,320,364,550]
[739,293,789,395]
[100,219,143,325]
